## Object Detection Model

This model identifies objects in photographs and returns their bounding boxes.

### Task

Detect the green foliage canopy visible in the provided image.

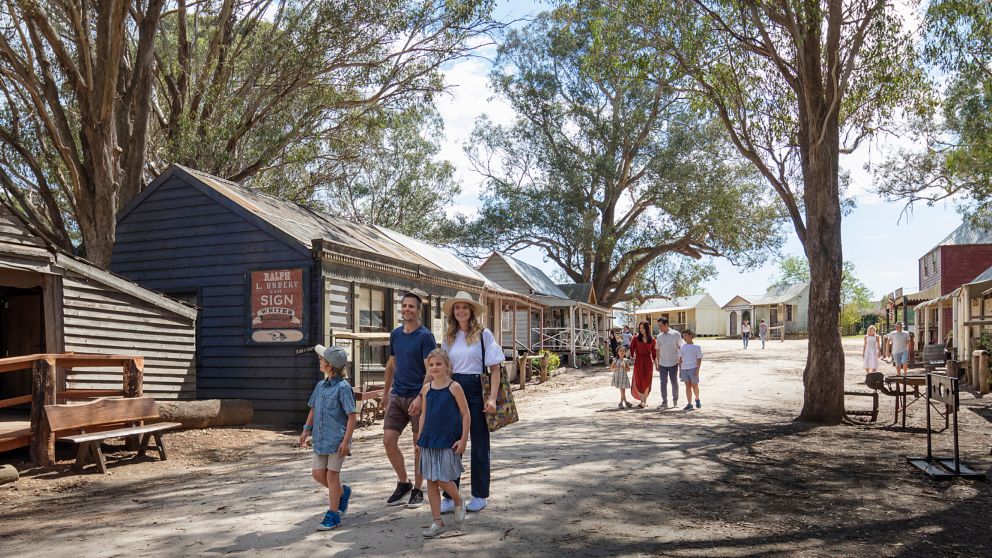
[876,0,992,227]
[458,3,786,307]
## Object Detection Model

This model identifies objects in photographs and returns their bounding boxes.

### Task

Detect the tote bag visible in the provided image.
[481,331,519,432]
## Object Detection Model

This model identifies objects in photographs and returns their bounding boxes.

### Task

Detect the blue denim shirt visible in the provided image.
[307,377,356,455]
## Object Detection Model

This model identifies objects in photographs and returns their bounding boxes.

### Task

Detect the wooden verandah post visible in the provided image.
[29,357,57,466]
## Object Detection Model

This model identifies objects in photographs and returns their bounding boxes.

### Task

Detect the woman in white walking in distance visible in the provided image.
[863,324,880,373]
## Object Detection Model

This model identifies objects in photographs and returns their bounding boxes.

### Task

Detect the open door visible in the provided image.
[0,284,44,401]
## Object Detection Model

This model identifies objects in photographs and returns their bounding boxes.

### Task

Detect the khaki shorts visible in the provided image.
[312,453,346,472]
[383,393,421,434]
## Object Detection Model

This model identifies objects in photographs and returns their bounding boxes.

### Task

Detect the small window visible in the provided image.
[435,298,442,319]
[357,286,388,366]
[786,305,794,322]
[358,287,387,331]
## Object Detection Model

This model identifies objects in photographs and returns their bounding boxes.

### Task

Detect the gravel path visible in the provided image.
[2,338,991,557]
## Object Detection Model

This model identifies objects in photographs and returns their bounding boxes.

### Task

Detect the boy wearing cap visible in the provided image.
[301,345,357,531]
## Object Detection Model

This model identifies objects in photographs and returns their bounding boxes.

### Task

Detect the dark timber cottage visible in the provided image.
[112,165,514,422]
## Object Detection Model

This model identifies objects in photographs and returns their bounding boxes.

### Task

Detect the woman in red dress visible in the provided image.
[629,321,656,408]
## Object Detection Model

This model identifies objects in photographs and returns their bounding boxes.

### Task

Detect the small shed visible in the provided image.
[633,294,726,336]
[478,252,612,366]
[1,204,197,454]
[112,165,498,422]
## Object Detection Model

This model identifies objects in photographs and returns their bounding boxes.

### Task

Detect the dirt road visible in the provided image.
[2,338,991,557]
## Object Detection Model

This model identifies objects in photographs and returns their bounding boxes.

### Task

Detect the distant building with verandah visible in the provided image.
[632,294,726,336]
[722,283,810,338]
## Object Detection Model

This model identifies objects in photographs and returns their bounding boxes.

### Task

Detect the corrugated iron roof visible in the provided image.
[496,253,570,299]
[967,264,992,285]
[180,166,417,261]
[174,165,489,287]
[557,283,592,303]
[751,282,808,305]
[373,226,491,284]
[634,294,708,314]
[936,221,992,246]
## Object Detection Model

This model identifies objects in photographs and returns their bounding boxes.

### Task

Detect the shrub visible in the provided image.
[539,350,561,371]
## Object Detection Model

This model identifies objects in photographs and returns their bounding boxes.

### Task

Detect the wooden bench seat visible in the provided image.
[45,397,180,474]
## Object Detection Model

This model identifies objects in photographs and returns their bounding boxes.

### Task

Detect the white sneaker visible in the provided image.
[422,522,447,538]
[440,498,455,514]
[454,503,467,523]
[465,497,487,512]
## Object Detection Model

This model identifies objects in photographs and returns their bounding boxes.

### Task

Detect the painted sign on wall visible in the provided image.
[248,268,306,344]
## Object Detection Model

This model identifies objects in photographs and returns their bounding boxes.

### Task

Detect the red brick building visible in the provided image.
[917,222,992,343]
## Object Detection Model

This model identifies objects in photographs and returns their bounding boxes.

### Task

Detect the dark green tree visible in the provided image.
[320,108,460,243]
[876,0,992,227]
[459,4,786,307]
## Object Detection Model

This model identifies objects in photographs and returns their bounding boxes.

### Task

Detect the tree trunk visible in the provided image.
[797,111,845,425]
[76,134,121,268]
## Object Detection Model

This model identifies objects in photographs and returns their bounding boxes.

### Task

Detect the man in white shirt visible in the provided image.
[655,317,683,409]
[887,321,912,376]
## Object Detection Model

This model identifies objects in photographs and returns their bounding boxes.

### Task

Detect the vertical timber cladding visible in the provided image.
[110,171,323,420]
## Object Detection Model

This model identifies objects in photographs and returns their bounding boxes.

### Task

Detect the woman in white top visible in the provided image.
[741,320,752,349]
[863,324,880,372]
[438,291,503,514]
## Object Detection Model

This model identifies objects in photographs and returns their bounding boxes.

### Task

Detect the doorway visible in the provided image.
[0,283,44,415]
[729,311,738,335]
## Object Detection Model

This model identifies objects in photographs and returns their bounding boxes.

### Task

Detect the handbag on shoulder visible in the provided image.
[481,331,519,432]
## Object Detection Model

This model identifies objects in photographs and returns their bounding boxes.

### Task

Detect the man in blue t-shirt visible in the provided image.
[382,292,436,509]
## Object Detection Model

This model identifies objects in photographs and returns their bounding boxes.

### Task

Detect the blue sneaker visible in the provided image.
[695,399,701,409]
[317,510,341,531]
[339,485,351,515]
[683,403,694,411]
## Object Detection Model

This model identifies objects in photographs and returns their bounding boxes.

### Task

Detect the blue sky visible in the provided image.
[436,0,959,306]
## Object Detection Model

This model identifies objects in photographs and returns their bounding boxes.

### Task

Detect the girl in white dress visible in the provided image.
[863,324,880,372]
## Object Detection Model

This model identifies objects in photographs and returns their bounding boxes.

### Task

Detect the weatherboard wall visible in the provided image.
[110,173,322,422]
[60,265,197,399]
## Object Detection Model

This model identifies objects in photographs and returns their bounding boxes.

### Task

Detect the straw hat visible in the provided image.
[441,291,485,318]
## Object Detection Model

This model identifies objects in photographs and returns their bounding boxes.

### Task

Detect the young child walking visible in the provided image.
[611,345,633,408]
[300,345,357,531]
[678,330,703,410]
[417,349,470,538]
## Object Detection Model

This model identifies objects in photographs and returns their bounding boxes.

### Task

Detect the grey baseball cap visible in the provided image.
[314,344,347,369]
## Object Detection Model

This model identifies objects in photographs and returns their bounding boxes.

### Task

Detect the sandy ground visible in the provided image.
[2,338,992,557]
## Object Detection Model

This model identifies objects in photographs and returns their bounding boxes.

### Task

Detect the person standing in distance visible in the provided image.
[382,292,437,508]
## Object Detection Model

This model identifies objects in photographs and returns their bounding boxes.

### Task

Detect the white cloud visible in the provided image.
[436,47,516,209]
